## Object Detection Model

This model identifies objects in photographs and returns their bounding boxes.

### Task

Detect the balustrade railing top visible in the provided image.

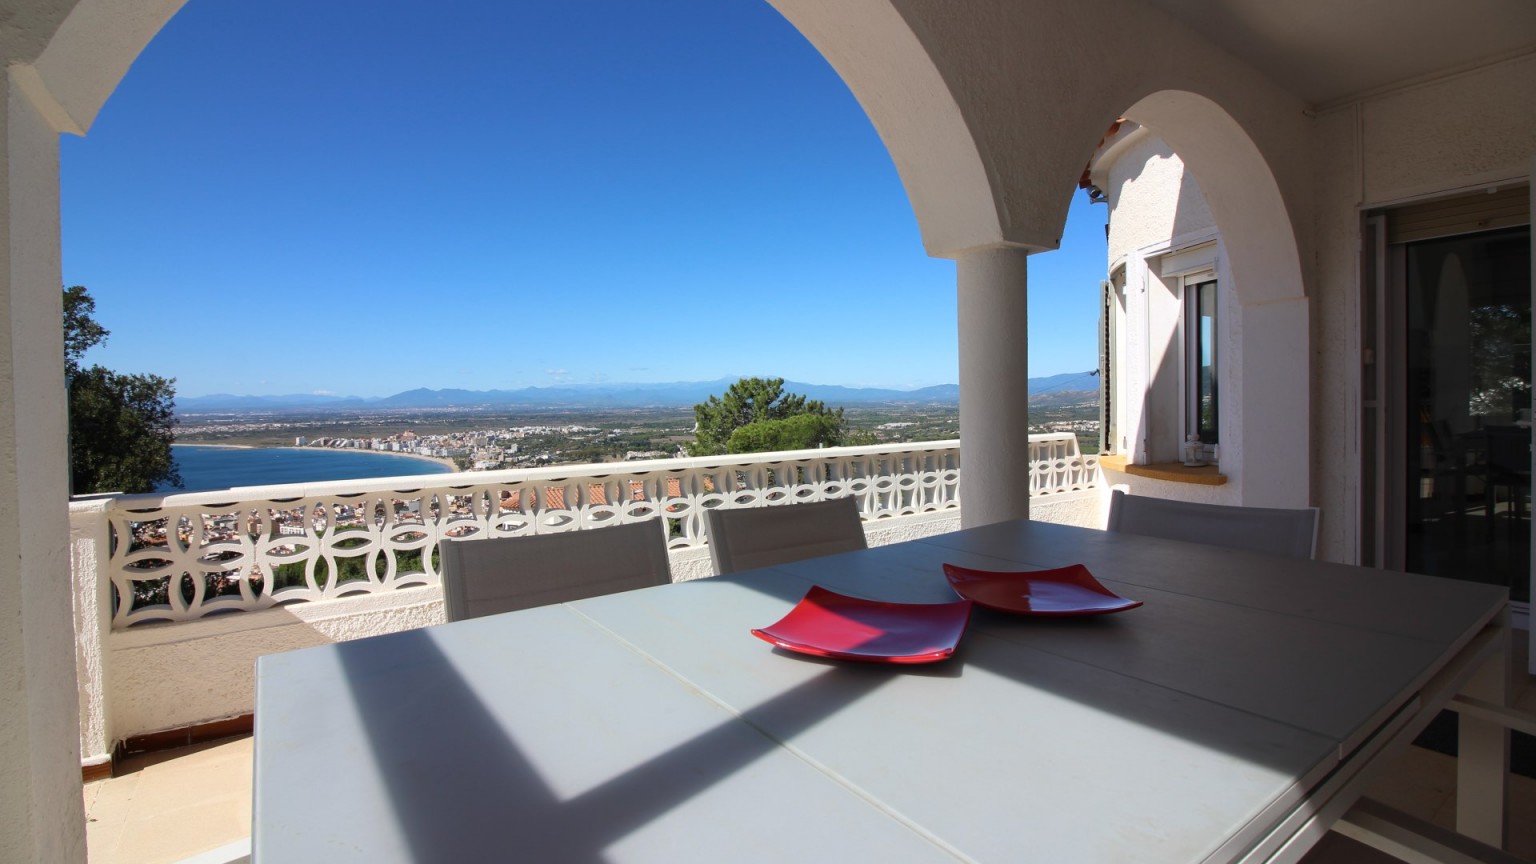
[74,436,1097,629]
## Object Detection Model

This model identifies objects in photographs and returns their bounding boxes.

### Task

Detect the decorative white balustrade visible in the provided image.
[83,435,1097,629]
[1029,432,1101,497]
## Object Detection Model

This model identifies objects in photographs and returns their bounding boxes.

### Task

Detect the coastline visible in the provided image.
[324,447,460,472]
[174,442,459,472]
[174,443,254,450]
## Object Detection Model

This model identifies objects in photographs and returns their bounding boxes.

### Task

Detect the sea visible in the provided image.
[159,444,455,494]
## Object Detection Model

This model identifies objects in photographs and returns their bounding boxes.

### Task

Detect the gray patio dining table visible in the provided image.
[252,518,1512,863]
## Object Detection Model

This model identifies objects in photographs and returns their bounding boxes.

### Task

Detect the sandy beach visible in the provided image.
[174,443,254,449]
[338,447,459,472]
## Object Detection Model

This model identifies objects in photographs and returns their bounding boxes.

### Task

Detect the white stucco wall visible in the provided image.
[1359,55,1536,205]
[1103,130,1216,259]
[107,588,446,743]
[1029,488,1106,529]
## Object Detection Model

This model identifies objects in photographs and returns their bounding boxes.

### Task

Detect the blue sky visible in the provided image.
[61,0,1106,399]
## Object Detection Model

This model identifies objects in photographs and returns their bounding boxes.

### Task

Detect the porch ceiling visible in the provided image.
[1145,0,1536,105]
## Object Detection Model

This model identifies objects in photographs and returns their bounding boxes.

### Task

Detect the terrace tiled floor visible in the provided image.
[84,643,1536,864]
[84,736,252,864]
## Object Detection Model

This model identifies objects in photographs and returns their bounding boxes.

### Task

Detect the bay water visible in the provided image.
[160,444,455,494]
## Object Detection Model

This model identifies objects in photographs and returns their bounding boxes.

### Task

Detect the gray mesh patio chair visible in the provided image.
[440,520,671,622]
[705,497,868,576]
[1106,488,1319,560]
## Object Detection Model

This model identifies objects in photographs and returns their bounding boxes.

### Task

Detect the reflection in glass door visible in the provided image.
[1404,226,1531,603]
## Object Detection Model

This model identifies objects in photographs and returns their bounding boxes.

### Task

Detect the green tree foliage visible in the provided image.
[63,285,108,376]
[64,286,181,494]
[842,427,879,447]
[725,412,844,454]
[689,377,848,456]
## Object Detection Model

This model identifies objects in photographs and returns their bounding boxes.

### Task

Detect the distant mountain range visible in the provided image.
[175,372,1098,414]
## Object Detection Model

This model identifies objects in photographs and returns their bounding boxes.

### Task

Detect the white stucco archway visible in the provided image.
[2,3,1007,857]
[4,2,1327,856]
[1127,90,1307,308]
[1123,89,1312,508]
[10,0,188,136]
[766,0,1000,257]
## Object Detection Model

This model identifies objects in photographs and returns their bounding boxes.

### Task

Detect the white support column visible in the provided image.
[957,246,1032,528]
[0,71,87,863]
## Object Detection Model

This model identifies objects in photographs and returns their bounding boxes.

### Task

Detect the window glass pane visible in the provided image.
[1192,279,1218,444]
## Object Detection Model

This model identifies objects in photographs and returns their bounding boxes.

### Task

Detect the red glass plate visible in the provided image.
[751,586,973,663]
[942,563,1143,616]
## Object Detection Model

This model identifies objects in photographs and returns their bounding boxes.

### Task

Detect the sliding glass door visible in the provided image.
[1402,226,1531,603]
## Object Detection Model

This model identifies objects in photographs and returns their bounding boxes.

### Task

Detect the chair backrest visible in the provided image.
[1106,489,1319,560]
[440,520,672,622]
[705,497,869,576]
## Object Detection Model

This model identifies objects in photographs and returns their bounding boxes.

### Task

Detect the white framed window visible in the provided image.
[1159,238,1220,456]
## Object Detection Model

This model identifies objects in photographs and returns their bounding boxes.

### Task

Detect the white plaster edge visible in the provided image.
[865,508,962,539]
[7,64,84,135]
[109,585,443,650]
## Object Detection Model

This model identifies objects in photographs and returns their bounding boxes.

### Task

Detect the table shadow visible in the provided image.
[334,628,890,863]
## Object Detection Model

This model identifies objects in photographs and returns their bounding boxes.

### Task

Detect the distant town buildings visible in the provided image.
[624,450,675,461]
[297,424,607,471]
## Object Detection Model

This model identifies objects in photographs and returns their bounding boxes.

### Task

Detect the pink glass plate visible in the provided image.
[942,563,1143,616]
[751,585,974,663]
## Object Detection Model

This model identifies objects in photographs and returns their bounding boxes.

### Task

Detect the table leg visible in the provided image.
[1456,607,1510,847]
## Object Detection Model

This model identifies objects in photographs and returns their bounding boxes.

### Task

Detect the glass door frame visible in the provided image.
[1360,209,1533,646]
